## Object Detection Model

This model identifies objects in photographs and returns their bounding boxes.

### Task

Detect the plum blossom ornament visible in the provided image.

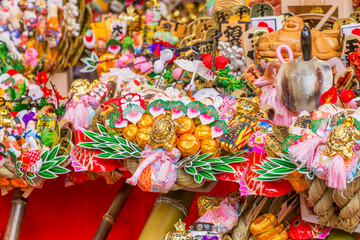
[172,67,184,80]
[133,56,153,73]
[28,84,44,102]
[154,49,174,74]
[115,53,134,68]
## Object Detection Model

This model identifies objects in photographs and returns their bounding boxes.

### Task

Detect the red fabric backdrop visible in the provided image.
[0,176,238,240]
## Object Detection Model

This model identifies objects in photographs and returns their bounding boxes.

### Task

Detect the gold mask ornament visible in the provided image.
[325,116,360,160]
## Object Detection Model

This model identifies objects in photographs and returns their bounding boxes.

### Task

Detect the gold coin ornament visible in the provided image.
[136,126,152,148]
[194,125,212,141]
[123,124,139,141]
[201,138,220,157]
[176,117,195,135]
[178,133,201,157]
[137,114,154,128]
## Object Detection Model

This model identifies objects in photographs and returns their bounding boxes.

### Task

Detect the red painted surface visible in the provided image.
[0,176,238,240]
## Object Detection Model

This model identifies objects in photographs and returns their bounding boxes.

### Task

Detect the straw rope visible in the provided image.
[306,176,360,232]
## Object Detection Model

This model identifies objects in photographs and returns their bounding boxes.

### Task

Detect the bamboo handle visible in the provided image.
[4,189,28,240]
[138,190,196,240]
[93,183,134,240]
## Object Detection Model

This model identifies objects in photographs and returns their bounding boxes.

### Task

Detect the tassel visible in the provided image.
[327,154,347,190]
[260,84,296,126]
[63,101,90,129]
[289,136,325,169]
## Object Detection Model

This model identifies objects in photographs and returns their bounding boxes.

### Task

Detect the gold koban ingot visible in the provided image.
[137,114,154,128]
[194,125,212,141]
[136,127,152,148]
[201,139,220,157]
[176,117,195,135]
[178,133,200,157]
[123,124,139,141]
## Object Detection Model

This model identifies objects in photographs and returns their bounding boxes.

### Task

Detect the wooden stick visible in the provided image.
[155,62,169,89]
[4,188,28,240]
[173,70,185,88]
[50,81,60,107]
[93,183,134,240]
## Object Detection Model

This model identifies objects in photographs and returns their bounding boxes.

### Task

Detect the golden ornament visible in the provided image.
[97,53,119,75]
[69,79,92,102]
[197,195,224,217]
[148,110,182,150]
[123,124,139,141]
[178,133,200,157]
[137,114,154,128]
[250,213,288,240]
[194,125,211,141]
[154,114,165,121]
[0,107,13,128]
[136,126,152,148]
[169,134,178,148]
[176,117,195,135]
[201,139,220,157]
[106,125,123,136]
[325,116,360,159]
[286,171,308,192]
[236,97,260,117]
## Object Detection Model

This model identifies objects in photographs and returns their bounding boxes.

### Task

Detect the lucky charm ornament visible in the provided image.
[148,110,182,150]
[322,116,360,189]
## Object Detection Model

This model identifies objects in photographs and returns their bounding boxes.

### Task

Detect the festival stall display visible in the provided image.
[4,0,360,239]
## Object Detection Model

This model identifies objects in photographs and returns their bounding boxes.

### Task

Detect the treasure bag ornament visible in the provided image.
[218,116,257,154]
[126,145,181,193]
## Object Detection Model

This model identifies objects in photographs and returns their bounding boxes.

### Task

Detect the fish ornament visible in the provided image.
[276,25,333,113]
